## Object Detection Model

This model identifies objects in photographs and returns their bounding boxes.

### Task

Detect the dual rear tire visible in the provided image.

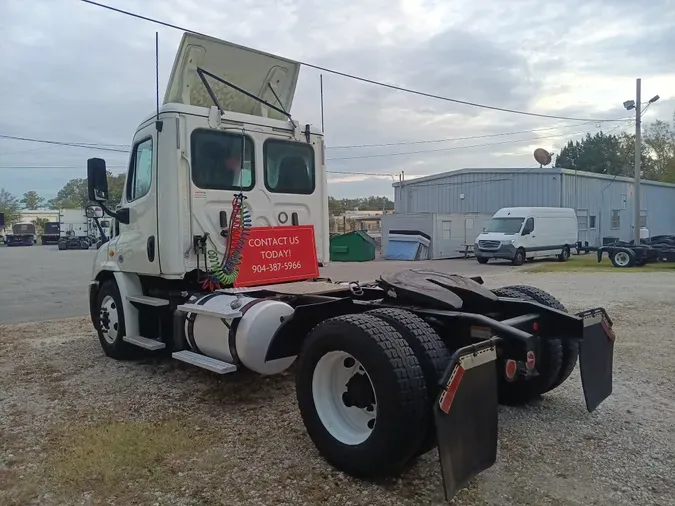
[295,310,450,479]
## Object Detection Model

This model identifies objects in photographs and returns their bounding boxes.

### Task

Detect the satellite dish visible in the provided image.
[533,148,552,166]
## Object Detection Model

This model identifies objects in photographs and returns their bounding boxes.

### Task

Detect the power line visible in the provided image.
[79,0,629,123]
[327,121,599,149]
[326,126,612,161]
[0,134,129,152]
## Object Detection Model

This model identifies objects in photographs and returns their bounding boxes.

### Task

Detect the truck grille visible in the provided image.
[478,240,501,250]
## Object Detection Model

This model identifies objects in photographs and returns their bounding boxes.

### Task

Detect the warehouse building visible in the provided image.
[388,167,675,253]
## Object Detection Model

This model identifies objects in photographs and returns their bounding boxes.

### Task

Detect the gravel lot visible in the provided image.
[1,266,674,505]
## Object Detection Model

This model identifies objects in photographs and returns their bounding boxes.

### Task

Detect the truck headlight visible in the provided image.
[502,239,516,245]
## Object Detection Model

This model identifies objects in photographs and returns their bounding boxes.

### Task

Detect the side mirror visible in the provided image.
[86,205,104,219]
[521,227,531,236]
[87,158,109,202]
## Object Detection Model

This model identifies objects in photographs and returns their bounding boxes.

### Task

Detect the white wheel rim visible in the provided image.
[615,252,630,266]
[312,351,377,445]
[99,295,120,344]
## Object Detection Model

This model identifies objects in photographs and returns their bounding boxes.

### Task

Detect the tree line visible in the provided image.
[554,116,675,181]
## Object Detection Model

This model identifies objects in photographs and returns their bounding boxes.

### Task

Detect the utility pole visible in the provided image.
[633,78,642,244]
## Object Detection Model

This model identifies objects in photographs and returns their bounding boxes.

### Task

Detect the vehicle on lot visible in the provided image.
[41,222,61,245]
[57,207,106,250]
[85,32,616,502]
[5,223,37,246]
[577,234,675,268]
[475,207,578,265]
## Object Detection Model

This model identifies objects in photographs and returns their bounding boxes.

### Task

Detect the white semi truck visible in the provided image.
[86,32,616,502]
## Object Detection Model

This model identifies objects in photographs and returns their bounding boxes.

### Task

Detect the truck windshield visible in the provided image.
[264,139,315,195]
[484,217,524,235]
[191,129,255,191]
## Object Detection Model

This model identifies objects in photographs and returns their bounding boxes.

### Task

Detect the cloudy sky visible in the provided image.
[1,0,674,202]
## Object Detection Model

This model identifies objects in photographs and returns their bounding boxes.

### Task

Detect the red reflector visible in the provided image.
[526,351,536,370]
[532,321,540,332]
[505,359,517,380]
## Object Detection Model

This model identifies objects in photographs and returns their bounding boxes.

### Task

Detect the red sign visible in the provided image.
[234,225,320,287]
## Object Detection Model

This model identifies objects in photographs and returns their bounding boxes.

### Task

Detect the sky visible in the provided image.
[1,0,674,202]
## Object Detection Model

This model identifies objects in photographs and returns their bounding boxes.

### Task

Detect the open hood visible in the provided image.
[164,32,300,121]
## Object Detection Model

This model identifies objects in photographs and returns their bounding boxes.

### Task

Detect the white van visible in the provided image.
[474,207,578,265]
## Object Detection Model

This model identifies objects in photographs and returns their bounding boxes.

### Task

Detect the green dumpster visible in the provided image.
[329,230,376,262]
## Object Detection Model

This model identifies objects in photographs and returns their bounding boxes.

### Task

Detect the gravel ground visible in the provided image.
[1,271,674,506]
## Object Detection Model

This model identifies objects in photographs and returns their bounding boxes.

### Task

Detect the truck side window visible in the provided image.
[127,137,154,202]
[190,129,255,191]
[523,217,534,234]
[264,139,315,195]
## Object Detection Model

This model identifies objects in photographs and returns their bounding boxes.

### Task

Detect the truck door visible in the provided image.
[113,125,160,275]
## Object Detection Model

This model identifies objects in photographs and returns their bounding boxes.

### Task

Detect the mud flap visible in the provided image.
[577,308,615,412]
[434,341,499,503]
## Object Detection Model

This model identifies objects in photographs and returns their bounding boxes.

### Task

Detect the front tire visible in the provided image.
[477,257,489,264]
[296,314,428,479]
[511,248,526,266]
[94,280,137,360]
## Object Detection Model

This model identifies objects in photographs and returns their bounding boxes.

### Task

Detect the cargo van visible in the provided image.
[474,207,578,265]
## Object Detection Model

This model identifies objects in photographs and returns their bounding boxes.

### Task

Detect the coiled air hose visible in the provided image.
[202,193,251,290]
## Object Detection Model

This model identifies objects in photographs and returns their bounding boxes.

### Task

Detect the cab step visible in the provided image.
[176,303,242,319]
[126,295,170,307]
[171,350,237,374]
[122,335,166,350]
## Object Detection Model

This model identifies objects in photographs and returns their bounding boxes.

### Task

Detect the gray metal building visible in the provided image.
[393,167,675,246]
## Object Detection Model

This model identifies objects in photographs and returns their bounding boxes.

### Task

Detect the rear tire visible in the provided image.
[511,248,526,266]
[366,308,450,456]
[503,285,578,392]
[491,287,563,405]
[558,245,570,262]
[296,314,428,479]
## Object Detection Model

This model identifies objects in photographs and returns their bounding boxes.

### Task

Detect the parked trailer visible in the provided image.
[84,31,616,502]
[41,222,60,245]
[577,235,675,268]
[6,223,36,246]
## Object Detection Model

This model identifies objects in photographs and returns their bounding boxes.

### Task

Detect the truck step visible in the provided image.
[122,335,166,350]
[126,295,170,307]
[175,303,242,319]
[171,350,237,374]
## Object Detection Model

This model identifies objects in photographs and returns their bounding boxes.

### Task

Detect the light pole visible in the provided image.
[623,79,659,243]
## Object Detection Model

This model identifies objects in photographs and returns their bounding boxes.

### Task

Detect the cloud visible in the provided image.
[0,0,673,202]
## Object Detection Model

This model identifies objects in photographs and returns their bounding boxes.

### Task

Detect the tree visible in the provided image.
[49,171,126,209]
[644,119,675,182]
[21,190,45,210]
[555,129,658,179]
[327,196,394,215]
[32,217,50,235]
[0,188,21,227]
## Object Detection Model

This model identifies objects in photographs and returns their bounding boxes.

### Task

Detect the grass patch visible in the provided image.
[525,254,675,273]
[47,419,216,497]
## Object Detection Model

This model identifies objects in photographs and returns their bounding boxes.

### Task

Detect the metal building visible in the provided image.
[393,167,675,246]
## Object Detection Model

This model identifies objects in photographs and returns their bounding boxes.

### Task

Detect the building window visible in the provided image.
[577,209,589,231]
[589,215,597,229]
[611,210,621,230]
[441,220,451,239]
[640,210,647,228]
[190,129,255,191]
[264,139,315,195]
[126,137,153,202]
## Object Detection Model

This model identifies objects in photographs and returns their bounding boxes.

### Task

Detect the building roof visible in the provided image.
[392,167,675,189]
